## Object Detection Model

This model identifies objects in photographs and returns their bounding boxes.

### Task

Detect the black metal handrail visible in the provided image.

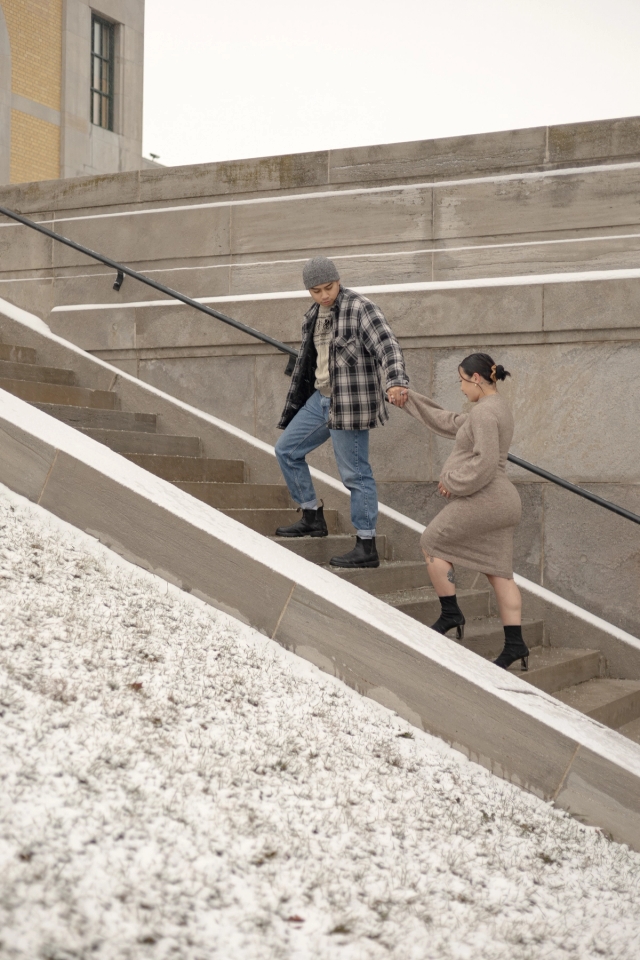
[0,205,298,374]
[1,205,639,526]
[508,454,640,525]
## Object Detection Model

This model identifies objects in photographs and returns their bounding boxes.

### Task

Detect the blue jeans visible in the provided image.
[275,391,377,538]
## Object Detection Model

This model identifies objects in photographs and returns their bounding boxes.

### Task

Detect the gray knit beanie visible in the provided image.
[302,256,340,290]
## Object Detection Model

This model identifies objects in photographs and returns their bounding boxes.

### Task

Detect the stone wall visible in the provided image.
[43,277,640,638]
[0,120,638,633]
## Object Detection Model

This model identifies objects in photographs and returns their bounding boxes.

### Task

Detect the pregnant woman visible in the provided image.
[393,353,528,671]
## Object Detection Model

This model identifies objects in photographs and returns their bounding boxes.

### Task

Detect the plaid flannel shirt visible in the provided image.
[278,287,409,431]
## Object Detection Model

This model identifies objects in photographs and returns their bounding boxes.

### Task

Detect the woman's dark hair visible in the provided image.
[459,353,511,384]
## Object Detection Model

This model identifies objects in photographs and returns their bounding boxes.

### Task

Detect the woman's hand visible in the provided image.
[438,481,452,499]
[387,387,409,407]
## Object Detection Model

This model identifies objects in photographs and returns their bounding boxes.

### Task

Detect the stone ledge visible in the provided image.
[1,116,639,213]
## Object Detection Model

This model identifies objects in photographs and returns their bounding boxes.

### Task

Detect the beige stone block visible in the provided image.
[0,170,140,213]
[54,172,142,211]
[556,745,640,849]
[433,168,640,240]
[0,276,54,319]
[548,117,640,166]
[254,354,293,447]
[0,418,56,502]
[373,284,543,339]
[132,309,242,351]
[50,261,231,312]
[432,235,640,281]
[38,451,293,637]
[228,250,434,297]
[275,584,580,799]
[52,267,167,308]
[230,258,306,296]
[543,276,640,331]
[542,483,640,642]
[330,127,546,184]
[230,189,433,255]
[139,151,329,204]
[430,341,640,484]
[0,218,53,272]
[512,482,544,584]
[134,298,304,350]
[47,309,136,351]
[139,263,231,300]
[377,480,440,525]
[0,181,54,214]
[52,206,230,269]
[138,355,257,437]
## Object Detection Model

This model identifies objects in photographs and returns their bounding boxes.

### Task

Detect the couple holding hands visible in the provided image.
[274,257,527,672]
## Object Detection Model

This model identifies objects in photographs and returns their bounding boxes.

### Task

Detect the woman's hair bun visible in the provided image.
[460,352,511,383]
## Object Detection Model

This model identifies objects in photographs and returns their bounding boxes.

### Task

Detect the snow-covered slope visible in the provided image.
[1,483,639,960]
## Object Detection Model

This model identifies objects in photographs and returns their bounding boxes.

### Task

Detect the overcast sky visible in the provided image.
[142,0,640,168]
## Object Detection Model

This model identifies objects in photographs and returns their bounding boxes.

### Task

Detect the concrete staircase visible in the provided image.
[3,336,640,745]
[2,119,640,641]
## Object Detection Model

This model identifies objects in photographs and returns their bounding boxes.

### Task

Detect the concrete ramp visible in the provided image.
[2,379,640,849]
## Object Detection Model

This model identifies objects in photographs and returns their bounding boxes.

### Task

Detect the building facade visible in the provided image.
[0,0,147,185]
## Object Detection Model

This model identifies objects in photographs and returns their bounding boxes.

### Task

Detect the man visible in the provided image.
[274,256,409,569]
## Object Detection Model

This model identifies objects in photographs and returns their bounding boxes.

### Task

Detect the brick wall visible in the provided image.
[1,0,63,182]
[9,108,60,183]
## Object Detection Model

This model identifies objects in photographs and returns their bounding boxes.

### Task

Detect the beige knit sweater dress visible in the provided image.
[404,390,521,579]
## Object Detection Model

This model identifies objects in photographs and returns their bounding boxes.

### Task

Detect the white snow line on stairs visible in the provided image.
[50,266,640,313]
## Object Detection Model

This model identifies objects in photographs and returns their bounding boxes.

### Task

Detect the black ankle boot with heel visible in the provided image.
[431,594,465,639]
[493,624,529,671]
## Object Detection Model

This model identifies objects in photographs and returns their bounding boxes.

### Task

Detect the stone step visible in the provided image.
[383,586,492,625]
[0,359,76,385]
[0,343,37,364]
[512,647,602,694]
[174,481,292,510]
[274,534,388,565]
[328,560,430,596]
[80,428,201,457]
[454,617,545,660]
[225,508,340,537]
[124,453,245,483]
[34,403,157,432]
[1,378,117,409]
[553,678,640,730]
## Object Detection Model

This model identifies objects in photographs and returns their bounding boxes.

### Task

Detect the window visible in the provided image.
[91,14,115,130]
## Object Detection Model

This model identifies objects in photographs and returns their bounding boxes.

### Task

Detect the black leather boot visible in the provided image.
[330,536,380,568]
[493,625,529,671]
[275,502,328,538]
[431,594,465,639]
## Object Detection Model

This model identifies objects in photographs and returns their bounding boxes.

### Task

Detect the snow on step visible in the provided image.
[1,483,640,959]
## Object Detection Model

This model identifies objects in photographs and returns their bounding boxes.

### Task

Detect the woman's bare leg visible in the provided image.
[423,551,456,596]
[486,575,521,626]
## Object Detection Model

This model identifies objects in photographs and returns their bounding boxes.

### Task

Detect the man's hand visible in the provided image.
[387,386,409,408]
[438,481,452,499]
